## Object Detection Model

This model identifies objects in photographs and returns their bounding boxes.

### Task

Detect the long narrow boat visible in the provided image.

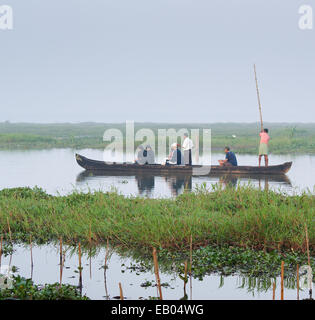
[75,153,292,175]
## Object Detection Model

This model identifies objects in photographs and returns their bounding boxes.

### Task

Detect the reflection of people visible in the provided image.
[136,174,155,196]
[166,143,182,165]
[182,133,193,166]
[143,145,155,164]
[218,147,238,166]
[219,175,238,189]
[259,128,270,167]
[135,145,145,164]
[165,175,192,196]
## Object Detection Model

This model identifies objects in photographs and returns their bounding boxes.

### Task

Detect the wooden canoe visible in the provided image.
[75,153,292,175]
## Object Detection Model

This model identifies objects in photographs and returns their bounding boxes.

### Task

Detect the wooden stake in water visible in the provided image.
[59,238,63,287]
[297,264,299,301]
[189,234,193,300]
[305,224,312,299]
[78,242,82,295]
[119,282,124,300]
[281,261,284,300]
[0,236,3,268]
[272,281,276,300]
[184,260,188,293]
[153,247,163,300]
[30,235,34,280]
[89,224,92,279]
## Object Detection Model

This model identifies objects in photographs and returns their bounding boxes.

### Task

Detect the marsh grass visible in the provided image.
[0,185,314,253]
[0,122,314,154]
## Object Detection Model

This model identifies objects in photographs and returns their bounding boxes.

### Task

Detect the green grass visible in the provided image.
[0,186,314,253]
[0,122,314,154]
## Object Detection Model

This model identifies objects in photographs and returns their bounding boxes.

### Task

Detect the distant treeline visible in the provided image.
[0,122,314,154]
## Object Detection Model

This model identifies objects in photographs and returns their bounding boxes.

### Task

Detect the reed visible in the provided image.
[281,261,284,300]
[305,224,310,267]
[153,247,163,300]
[0,186,314,253]
[7,217,12,243]
[104,238,110,299]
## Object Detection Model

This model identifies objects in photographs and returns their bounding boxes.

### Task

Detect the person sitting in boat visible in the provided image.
[218,147,238,166]
[135,145,145,164]
[259,128,270,167]
[166,143,182,165]
[143,145,155,164]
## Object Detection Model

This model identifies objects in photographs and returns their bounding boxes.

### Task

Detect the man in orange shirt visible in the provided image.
[259,128,270,167]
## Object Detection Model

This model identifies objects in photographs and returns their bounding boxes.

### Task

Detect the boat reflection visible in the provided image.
[76,171,291,196]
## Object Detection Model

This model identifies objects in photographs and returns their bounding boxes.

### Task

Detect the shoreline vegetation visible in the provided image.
[0,186,314,300]
[0,186,314,253]
[0,122,315,154]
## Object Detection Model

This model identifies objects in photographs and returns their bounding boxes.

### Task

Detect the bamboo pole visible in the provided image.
[0,236,3,267]
[59,238,63,287]
[30,235,33,279]
[119,282,124,300]
[305,224,312,299]
[297,264,299,301]
[78,242,82,295]
[189,235,193,300]
[254,64,264,132]
[184,260,188,293]
[89,224,92,279]
[281,261,284,300]
[272,281,276,300]
[153,247,163,300]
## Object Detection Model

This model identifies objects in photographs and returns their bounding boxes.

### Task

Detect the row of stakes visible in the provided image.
[0,222,313,300]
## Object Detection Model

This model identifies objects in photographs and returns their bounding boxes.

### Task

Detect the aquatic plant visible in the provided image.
[0,186,314,253]
[0,275,89,300]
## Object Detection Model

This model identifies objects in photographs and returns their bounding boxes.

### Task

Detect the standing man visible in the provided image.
[182,132,193,166]
[259,128,270,167]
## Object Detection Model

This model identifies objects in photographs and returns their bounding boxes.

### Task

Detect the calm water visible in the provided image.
[0,148,314,196]
[0,149,314,300]
[0,244,310,300]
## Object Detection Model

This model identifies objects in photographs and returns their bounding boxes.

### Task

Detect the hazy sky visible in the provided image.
[0,0,314,123]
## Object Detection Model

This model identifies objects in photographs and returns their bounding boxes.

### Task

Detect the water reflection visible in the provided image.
[1,243,312,300]
[76,170,291,197]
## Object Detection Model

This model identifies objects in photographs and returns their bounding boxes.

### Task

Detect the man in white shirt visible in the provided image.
[182,133,193,165]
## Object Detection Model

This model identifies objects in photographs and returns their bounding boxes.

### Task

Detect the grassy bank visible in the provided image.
[0,122,315,154]
[0,186,314,253]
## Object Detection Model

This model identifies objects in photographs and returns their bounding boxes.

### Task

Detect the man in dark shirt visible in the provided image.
[218,147,238,166]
